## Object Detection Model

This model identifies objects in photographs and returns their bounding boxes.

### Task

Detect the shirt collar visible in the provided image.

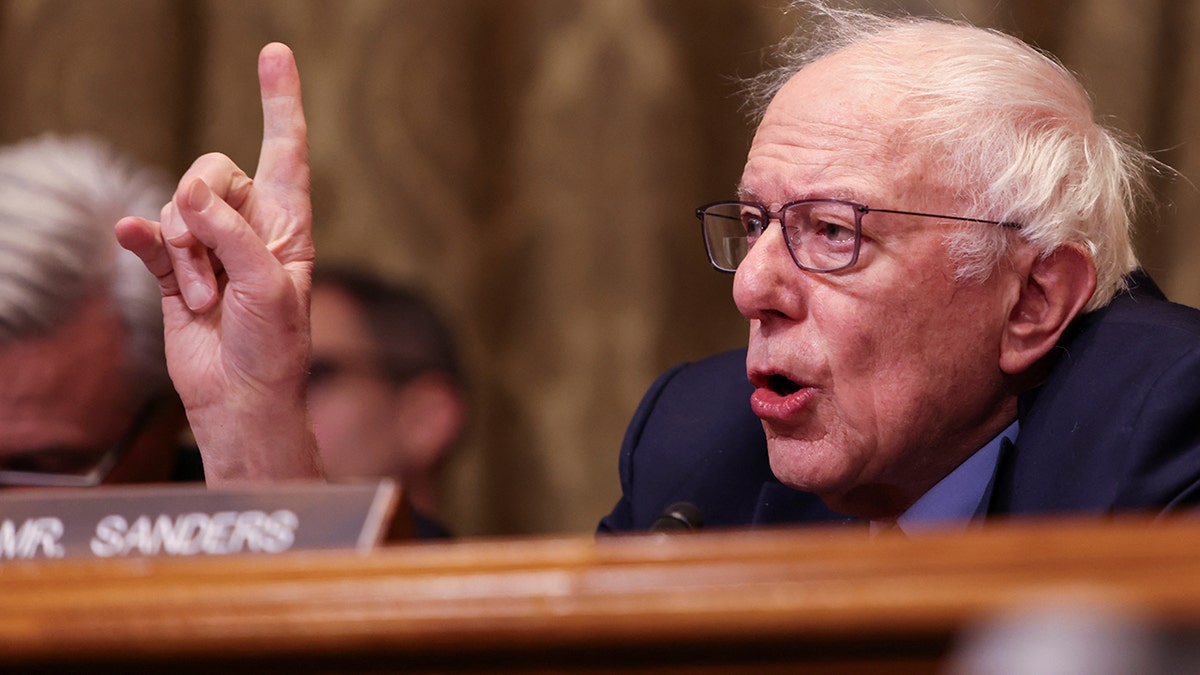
[881,420,1018,535]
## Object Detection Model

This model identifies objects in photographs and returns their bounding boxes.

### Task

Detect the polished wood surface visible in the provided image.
[3,516,1200,673]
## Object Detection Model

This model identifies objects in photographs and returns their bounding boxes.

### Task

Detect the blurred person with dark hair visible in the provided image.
[0,135,199,488]
[309,266,465,538]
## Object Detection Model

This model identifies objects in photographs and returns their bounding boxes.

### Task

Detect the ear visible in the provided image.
[388,373,466,472]
[999,244,1097,376]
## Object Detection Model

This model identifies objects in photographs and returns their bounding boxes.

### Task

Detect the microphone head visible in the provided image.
[650,501,704,532]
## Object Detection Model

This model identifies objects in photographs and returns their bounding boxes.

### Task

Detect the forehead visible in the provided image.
[740,52,928,207]
[310,285,374,354]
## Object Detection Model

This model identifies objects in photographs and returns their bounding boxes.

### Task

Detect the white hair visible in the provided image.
[747,1,1158,311]
[0,134,171,397]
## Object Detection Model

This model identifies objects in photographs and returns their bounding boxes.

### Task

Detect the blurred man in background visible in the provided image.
[0,135,198,488]
[309,266,466,537]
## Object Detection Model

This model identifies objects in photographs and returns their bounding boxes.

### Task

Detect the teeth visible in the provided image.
[768,374,801,396]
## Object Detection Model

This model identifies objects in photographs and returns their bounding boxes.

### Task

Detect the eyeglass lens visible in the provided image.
[701,201,860,272]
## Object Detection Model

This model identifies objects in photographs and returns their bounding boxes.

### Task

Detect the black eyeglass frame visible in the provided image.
[307,353,434,390]
[0,399,159,488]
[696,198,1023,274]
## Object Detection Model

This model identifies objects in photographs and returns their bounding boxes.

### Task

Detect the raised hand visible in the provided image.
[116,43,323,483]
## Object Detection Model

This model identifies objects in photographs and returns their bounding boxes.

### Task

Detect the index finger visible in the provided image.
[254,42,310,207]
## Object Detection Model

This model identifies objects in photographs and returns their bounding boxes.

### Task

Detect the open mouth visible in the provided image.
[767,373,803,396]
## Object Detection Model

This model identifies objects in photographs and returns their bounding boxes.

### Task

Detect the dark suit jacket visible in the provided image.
[598,272,1200,532]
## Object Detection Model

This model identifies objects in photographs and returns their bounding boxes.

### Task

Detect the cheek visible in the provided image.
[820,286,964,419]
[819,286,926,376]
[309,389,376,447]
[849,295,1003,427]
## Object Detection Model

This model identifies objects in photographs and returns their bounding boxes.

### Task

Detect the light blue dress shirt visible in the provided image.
[874,420,1019,535]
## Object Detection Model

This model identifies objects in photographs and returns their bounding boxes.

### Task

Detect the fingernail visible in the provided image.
[161,206,187,242]
[187,179,213,211]
[183,281,215,311]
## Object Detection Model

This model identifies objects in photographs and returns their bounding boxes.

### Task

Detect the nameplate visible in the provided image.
[0,480,397,561]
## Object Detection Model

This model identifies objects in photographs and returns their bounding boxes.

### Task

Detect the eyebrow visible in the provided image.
[735,185,866,205]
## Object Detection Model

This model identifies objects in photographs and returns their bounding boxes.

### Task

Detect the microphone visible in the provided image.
[650,502,704,532]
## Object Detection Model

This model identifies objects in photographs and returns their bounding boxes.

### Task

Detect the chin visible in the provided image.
[766,437,855,495]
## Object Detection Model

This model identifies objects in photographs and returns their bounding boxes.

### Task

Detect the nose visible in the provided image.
[733,220,803,322]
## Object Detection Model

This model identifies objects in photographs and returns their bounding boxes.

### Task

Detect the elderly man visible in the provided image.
[599,5,1200,532]
[0,135,198,487]
[117,4,1200,531]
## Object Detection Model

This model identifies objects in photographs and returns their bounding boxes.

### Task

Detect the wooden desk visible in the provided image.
[4,516,1200,673]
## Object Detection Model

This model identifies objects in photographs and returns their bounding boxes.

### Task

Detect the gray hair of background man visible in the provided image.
[746,1,1160,311]
[0,134,171,397]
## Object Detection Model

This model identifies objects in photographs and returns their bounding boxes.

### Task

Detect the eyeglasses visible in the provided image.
[307,355,426,390]
[696,199,1022,273]
[0,400,158,488]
